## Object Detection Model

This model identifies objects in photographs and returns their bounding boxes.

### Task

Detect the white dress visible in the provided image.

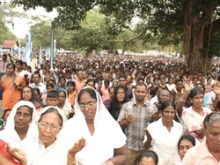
[147,119,183,165]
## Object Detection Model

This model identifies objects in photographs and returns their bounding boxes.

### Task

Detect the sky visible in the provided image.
[2,0,57,38]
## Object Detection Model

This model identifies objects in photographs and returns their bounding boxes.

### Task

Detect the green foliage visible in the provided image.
[30,20,73,49]
[0,4,17,44]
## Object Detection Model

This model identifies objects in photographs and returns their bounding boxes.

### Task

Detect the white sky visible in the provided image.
[2,1,57,38]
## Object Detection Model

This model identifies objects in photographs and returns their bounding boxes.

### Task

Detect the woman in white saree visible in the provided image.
[60,87,127,165]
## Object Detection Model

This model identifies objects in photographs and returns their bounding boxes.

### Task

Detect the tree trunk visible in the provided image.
[183,0,214,74]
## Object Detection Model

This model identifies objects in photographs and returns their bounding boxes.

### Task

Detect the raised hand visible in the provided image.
[213,82,220,96]
[68,138,86,156]
[6,143,27,165]
[125,112,135,124]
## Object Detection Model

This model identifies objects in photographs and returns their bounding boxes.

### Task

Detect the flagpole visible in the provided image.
[50,23,54,69]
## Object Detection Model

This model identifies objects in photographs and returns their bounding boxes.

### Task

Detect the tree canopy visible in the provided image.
[13,0,220,73]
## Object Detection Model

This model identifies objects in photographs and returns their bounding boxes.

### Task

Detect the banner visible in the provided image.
[23,32,32,65]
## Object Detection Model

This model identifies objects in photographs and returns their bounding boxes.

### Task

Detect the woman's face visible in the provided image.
[138,157,156,165]
[59,78,66,86]
[22,87,32,101]
[162,105,175,122]
[4,110,11,121]
[14,106,32,130]
[34,90,41,99]
[117,88,125,102]
[206,120,220,153]
[113,81,118,88]
[47,86,54,92]
[67,84,75,92]
[87,82,95,88]
[178,139,194,159]
[6,65,15,75]
[58,92,66,104]
[79,92,97,120]
[159,91,170,103]
[38,112,62,148]
[190,93,204,109]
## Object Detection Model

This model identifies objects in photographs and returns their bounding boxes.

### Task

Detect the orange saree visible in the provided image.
[1,74,25,109]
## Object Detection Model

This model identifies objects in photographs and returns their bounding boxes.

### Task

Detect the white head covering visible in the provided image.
[60,87,126,165]
[58,90,72,119]
[0,100,38,152]
[28,106,65,165]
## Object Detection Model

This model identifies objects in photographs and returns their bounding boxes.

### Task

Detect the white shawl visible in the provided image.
[59,87,126,165]
[0,100,38,154]
[27,106,65,165]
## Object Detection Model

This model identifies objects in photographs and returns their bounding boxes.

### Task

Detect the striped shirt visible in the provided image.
[117,100,153,151]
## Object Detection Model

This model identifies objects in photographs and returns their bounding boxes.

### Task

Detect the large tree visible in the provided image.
[14,0,220,73]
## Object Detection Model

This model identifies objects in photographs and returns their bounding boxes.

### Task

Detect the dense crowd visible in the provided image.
[0,53,220,165]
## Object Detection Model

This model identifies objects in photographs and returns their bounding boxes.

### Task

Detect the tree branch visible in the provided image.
[108,28,147,43]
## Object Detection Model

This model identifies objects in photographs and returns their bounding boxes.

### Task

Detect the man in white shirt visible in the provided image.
[30,72,47,94]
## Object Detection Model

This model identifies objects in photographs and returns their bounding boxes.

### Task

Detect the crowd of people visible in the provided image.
[0,52,219,165]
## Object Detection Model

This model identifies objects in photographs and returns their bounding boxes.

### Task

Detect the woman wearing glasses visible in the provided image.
[60,87,126,165]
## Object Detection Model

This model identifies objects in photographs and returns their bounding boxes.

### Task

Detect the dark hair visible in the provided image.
[77,88,97,103]
[65,69,71,74]
[153,78,159,82]
[46,83,55,90]
[176,79,183,84]
[137,77,145,82]
[21,86,35,101]
[204,112,220,130]
[58,90,67,98]
[58,76,66,83]
[22,62,27,66]
[135,150,158,165]
[86,79,96,85]
[118,75,127,80]
[1,109,12,120]
[104,79,110,85]
[160,100,174,112]
[67,81,76,87]
[196,83,205,92]
[177,135,196,149]
[135,82,147,90]
[47,90,58,98]
[33,87,41,97]
[184,87,204,107]
[17,105,33,119]
[108,86,129,120]
[215,101,220,112]
[33,71,41,78]
[6,63,15,70]
[15,60,22,65]
[108,86,115,93]
[39,107,63,126]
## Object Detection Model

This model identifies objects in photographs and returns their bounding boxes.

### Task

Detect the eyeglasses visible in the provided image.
[38,122,61,131]
[79,102,96,110]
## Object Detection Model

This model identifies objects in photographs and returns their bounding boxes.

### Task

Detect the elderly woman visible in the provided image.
[144,101,183,165]
[60,87,126,165]
[2,106,84,165]
[0,101,38,164]
[182,112,220,165]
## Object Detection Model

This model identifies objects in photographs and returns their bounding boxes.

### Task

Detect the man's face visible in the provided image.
[33,74,40,83]
[119,77,126,86]
[134,85,147,103]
